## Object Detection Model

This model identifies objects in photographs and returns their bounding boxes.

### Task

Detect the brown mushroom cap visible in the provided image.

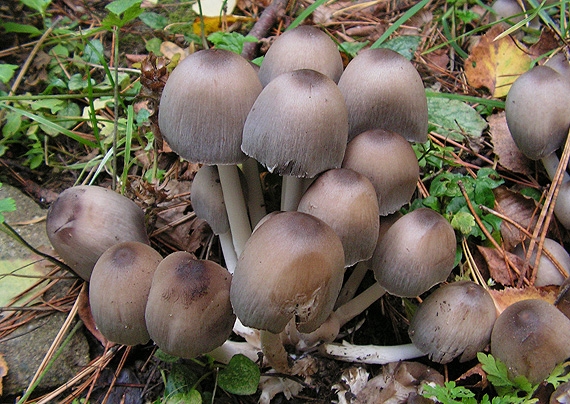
[342,129,419,215]
[505,65,570,160]
[158,49,262,164]
[337,48,428,142]
[230,211,345,334]
[89,241,162,346]
[242,69,348,178]
[297,168,380,267]
[491,298,570,384]
[371,208,456,297]
[145,252,236,359]
[46,185,149,281]
[409,281,497,364]
[257,25,344,86]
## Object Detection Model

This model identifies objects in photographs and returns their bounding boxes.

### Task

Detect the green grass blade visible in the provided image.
[121,105,134,194]
[287,0,330,31]
[425,90,505,109]
[0,103,98,149]
[370,0,431,48]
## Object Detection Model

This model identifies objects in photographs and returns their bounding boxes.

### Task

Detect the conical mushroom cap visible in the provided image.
[338,48,428,142]
[230,211,345,334]
[158,49,263,164]
[505,65,570,160]
[46,185,149,281]
[145,252,235,359]
[90,241,162,346]
[258,25,343,86]
[409,281,497,364]
[371,208,456,297]
[491,299,570,384]
[242,69,348,178]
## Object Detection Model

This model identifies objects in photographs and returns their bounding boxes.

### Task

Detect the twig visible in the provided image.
[241,0,291,60]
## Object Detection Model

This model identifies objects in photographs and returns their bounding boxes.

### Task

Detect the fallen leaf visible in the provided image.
[488,112,532,175]
[160,41,191,61]
[529,28,560,59]
[192,15,255,36]
[0,353,7,395]
[494,186,539,250]
[464,25,532,98]
[427,96,487,141]
[77,283,110,346]
[477,245,523,286]
[488,285,558,314]
[0,256,50,307]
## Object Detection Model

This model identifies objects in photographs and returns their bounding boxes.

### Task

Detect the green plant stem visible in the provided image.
[112,25,120,191]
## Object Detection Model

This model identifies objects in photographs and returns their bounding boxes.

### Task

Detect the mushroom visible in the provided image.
[342,129,420,215]
[337,48,428,142]
[89,241,162,346]
[46,185,149,281]
[145,251,236,359]
[230,211,345,372]
[257,25,344,86]
[491,298,570,384]
[550,380,570,404]
[242,68,348,211]
[297,168,380,267]
[514,238,569,286]
[556,276,570,319]
[158,48,264,256]
[409,281,497,364]
[191,165,238,273]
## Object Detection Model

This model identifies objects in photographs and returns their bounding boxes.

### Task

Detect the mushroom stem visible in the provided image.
[335,261,370,309]
[298,282,386,349]
[242,158,267,227]
[320,341,425,364]
[208,340,262,364]
[541,152,570,183]
[260,329,291,373]
[280,176,306,211]
[218,230,238,273]
[217,164,252,257]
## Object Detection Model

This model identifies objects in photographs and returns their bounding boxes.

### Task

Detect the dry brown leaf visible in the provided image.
[464,25,532,97]
[0,353,7,396]
[494,186,539,250]
[455,362,488,390]
[488,286,558,314]
[76,283,110,346]
[477,245,523,286]
[529,28,561,59]
[488,112,532,175]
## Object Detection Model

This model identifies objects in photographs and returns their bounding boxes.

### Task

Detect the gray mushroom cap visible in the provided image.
[158,49,263,165]
[242,69,348,178]
[342,129,419,215]
[145,252,236,359]
[371,208,456,297]
[258,25,344,87]
[337,48,428,142]
[491,298,570,384]
[230,211,345,334]
[46,185,149,281]
[297,168,380,267]
[505,65,570,160]
[409,281,497,364]
[89,241,162,346]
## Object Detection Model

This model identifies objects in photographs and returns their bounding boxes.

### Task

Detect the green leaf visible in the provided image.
[2,22,42,36]
[145,37,163,55]
[30,99,65,113]
[105,0,141,16]
[83,39,105,64]
[68,74,96,91]
[451,211,475,235]
[207,32,258,54]
[154,348,179,363]
[164,389,202,404]
[139,11,168,30]
[2,111,22,138]
[377,35,422,60]
[427,96,487,141]
[0,64,18,84]
[338,41,369,58]
[0,194,16,224]
[20,0,51,13]
[57,101,81,129]
[165,363,199,396]
[217,354,260,395]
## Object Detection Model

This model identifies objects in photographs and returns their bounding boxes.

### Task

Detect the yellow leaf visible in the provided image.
[464,25,532,98]
[192,15,255,36]
[0,256,49,307]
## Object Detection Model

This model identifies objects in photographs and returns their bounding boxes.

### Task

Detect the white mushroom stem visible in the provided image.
[217,164,252,257]
[541,152,570,183]
[298,282,386,349]
[260,329,291,373]
[218,230,238,274]
[321,340,425,364]
[242,158,267,227]
[335,261,370,309]
[280,176,306,211]
[207,340,262,364]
